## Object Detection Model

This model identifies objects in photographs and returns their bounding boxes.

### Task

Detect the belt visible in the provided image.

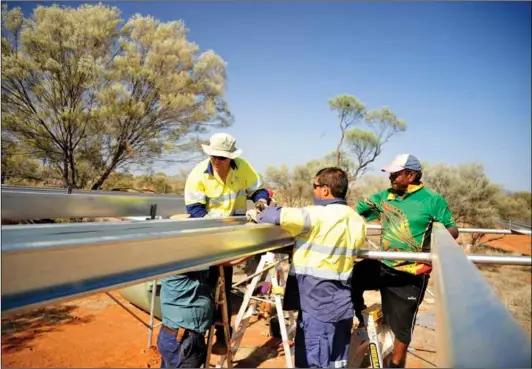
[162,325,198,342]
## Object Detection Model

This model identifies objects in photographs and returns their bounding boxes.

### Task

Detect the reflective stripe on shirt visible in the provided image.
[184,157,266,217]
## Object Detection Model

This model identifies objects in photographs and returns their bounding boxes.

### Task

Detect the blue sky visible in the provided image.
[10,1,532,191]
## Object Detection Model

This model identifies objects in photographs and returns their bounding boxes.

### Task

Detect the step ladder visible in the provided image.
[205,265,233,369]
[347,303,395,368]
[215,252,296,368]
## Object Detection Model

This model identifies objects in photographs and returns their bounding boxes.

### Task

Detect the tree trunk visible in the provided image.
[336,129,345,167]
[68,152,77,188]
[62,156,70,187]
[90,147,125,190]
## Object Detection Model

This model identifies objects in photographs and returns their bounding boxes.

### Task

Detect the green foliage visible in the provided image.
[328,94,406,181]
[264,158,531,241]
[2,4,232,190]
[421,162,509,246]
[422,162,502,228]
[328,94,366,128]
[348,174,389,204]
[496,191,531,223]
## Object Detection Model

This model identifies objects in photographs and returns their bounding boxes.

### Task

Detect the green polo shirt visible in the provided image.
[356,183,456,275]
[160,271,214,333]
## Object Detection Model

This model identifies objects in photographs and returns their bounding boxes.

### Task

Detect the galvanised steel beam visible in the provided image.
[1,186,186,220]
[431,222,531,368]
[3,218,531,316]
[1,218,293,315]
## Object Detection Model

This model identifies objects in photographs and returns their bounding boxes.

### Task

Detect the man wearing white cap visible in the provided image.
[185,132,270,353]
[351,154,458,368]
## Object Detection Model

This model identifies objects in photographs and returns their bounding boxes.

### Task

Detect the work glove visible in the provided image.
[256,198,269,212]
[271,285,285,295]
[246,209,259,223]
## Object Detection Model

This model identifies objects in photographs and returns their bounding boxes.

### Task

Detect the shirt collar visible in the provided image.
[314,198,347,206]
[387,182,424,200]
[205,160,238,175]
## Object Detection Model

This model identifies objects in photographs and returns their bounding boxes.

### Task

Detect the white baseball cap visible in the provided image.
[381,154,422,173]
[201,133,243,159]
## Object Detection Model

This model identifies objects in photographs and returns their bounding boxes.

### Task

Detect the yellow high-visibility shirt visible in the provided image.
[281,203,366,282]
[279,200,366,321]
[184,158,266,218]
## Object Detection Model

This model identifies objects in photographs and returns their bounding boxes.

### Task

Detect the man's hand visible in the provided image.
[246,209,259,223]
[256,198,268,211]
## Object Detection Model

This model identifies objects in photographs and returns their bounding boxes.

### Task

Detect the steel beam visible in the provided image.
[1,186,186,220]
[2,186,531,235]
[3,218,531,316]
[1,219,294,315]
[431,223,531,368]
[1,186,258,220]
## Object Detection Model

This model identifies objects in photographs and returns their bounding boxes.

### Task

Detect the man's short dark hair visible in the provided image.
[315,167,349,199]
[406,170,423,183]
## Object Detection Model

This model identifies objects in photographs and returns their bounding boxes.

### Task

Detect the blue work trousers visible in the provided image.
[294,311,352,368]
[157,326,206,368]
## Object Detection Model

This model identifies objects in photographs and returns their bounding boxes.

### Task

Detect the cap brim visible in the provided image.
[202,145,242,159]
[381,164,405,173]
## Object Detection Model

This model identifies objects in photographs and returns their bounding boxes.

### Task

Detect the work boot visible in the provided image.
[389,360,405,368]
[211,326,232,355]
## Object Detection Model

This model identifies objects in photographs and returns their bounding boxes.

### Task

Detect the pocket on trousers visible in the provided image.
[158,329,180,354]
[179,334,207,368]
[157,329,182,368]
[305,336,330,368]
[295,333,330,368]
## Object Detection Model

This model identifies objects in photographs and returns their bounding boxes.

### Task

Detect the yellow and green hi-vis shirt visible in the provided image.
[356,183,456,275]
[184,157,265,218]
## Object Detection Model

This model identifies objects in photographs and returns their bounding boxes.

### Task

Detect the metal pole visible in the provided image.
[466,254,532,265]
[365,223,531,236]
[365,238,437,298]
[147,280,158,348]
[357,250,532,266]
[232,257,288,288]
[105,292,150,328]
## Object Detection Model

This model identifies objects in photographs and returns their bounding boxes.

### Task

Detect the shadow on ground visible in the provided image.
[232,337,283,368]
[1,305,94,353]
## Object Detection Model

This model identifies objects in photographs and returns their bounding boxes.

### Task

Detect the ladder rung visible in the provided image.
[231,331,244,340]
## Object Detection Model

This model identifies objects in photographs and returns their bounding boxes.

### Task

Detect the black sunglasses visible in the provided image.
[211,156,229,161]
[389,170,407,179]
[313,183,326,189]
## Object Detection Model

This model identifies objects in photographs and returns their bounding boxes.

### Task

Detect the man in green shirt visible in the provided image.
[351,154,459,368]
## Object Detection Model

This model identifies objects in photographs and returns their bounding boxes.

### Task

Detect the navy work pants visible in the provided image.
[157,326,206,368]
[294,310,352,368]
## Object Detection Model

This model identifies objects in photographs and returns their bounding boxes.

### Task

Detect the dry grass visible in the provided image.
[461,243,531,332]
[478,263,531,332]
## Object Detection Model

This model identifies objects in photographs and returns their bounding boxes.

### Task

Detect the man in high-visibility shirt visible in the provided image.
[184,132,270,354]
[247,167,366,368]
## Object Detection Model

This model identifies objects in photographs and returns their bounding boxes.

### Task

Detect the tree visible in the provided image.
[264,161,322,207]
[495,191,532,224]
[422,162,504,246]
[328,94,406,181]
[2,4,232,190]
[328,94,365,166]
[348,174,389,204]
[346,107,406,180]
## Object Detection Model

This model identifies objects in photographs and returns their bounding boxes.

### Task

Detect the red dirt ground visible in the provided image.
[1,291,437,368]
[482,234,531,255]
[1,235,527,368]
